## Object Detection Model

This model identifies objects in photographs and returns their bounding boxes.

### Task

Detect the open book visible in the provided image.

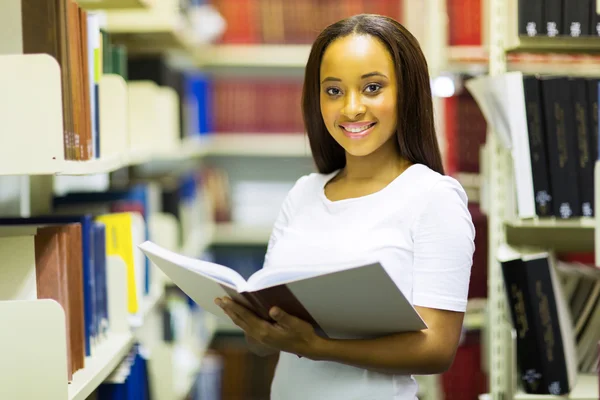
[139,241,427,339]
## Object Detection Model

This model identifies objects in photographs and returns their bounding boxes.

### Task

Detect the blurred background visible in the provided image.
[1,0,599,399]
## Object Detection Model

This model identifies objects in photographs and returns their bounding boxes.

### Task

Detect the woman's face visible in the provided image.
[319,34,398,158]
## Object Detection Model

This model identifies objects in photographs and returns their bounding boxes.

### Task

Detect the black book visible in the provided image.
[585,79,599,160]
[519,0,544,36]
[564,0,591,37]
[524,256,573,395]
[523,76,553,216]
[500,250,577,395]
[590,0,600,36]
[501,258,547,393]
[543,0,563,36]
[540,77,581,218]
[570,78,595,216]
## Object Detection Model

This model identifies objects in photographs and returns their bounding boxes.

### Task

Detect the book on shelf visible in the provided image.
[96,344,150,400]
[0,215,109,359]
[515,0,600,37]
[34,224,86,382]
[466,72,598,219]
[211,0,402,45]
[139,241,427,339]
[498,245,578,395]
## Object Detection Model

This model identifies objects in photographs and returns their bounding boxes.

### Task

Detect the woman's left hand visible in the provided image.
[215,297,323,359]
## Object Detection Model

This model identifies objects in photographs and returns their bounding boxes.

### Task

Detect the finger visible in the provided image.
[223,308,252,332]
[269,307,301,329]
[223,298,264,325]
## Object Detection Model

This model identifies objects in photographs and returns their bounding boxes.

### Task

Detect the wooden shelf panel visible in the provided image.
[76,0,150,10]
[204,133,311,157]
[68,333,135,400]
[506,36,600,53]
[506,217,595,229]
[196,45,312,68]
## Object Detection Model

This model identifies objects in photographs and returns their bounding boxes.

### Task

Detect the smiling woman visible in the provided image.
[215,13,475,400]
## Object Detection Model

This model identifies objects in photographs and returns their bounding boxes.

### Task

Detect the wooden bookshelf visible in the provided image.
[506,218,596,229]
[196,45,312,68]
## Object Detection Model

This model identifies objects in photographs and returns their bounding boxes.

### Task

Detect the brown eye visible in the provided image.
[326,87,342,96]
[365,83,382,94]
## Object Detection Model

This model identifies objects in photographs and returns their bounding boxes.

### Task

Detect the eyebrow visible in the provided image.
[320,71,388,84]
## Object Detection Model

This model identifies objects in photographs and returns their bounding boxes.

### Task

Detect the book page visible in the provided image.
[245,260,374,291]
[138,241,247,289]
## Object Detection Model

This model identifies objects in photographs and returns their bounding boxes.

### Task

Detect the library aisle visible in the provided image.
[0,0,598,399]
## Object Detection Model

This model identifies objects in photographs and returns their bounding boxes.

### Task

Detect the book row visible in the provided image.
[501,248,600,395]
[0,2,131,161]
[518,0,600,38]
[466,73,599,219]
[210,0,402,44]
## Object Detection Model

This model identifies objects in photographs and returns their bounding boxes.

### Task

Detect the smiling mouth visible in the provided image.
[340,122,377,134]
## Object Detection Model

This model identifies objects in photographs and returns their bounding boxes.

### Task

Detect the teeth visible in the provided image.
[344,123,374,133]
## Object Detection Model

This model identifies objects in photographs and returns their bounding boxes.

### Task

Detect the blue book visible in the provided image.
[93,222,108,336]
[184,72,213,135]
[0,215,96,356]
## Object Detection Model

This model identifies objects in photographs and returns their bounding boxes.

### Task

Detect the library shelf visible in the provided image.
[212,223,273,245]
[76,0,150,10]
[68,333,135,400]
[506,36,600,53]
[514,374,599,400]
[60,154,126,175]
[104,8,194,53]
[506,218,595,229]
[205,133,311,157]
[196,44,312,68]
[181,223,215,258]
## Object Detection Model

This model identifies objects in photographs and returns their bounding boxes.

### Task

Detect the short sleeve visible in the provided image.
[411,178,475,312]
[263,175,309,268]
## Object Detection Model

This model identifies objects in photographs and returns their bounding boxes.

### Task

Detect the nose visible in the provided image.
[341,91,366,120]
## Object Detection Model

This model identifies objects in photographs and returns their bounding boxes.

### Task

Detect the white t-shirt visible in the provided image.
[263,163,476,400]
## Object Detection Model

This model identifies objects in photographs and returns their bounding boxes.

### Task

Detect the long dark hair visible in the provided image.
[303,14,444,175]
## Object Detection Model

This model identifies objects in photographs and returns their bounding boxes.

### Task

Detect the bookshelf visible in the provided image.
[76,0,151,10]
[104,3,195,54]
[196,45,311,68]
[480,0,600,398]
[205,133,311,157]
[68,333,135,400]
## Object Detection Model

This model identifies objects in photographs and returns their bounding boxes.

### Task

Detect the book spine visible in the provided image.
[541,77,581,218]
[525,257,571,395]
[586,79,599,164]
[571,78,595,217]
[519,0,544,36]
[564,0,591,37]
[523,76,553,217]
[543,0,563,36]
[501,258,547,394]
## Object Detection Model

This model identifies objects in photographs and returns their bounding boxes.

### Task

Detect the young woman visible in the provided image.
[215,14,475,400]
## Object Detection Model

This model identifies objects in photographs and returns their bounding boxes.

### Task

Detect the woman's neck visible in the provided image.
[340,139,412,183]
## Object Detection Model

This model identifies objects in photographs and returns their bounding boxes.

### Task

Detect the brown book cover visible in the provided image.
[67,0,83,160]
[63,224,85,373]
[79,8,92,160]
[57,0,75,160]
[34,226,73,382]
[20,0,73,160]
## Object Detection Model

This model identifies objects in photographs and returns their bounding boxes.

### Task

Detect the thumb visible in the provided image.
[269,307,295,328]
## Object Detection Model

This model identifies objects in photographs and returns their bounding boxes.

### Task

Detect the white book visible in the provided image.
[139,241,427,339]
